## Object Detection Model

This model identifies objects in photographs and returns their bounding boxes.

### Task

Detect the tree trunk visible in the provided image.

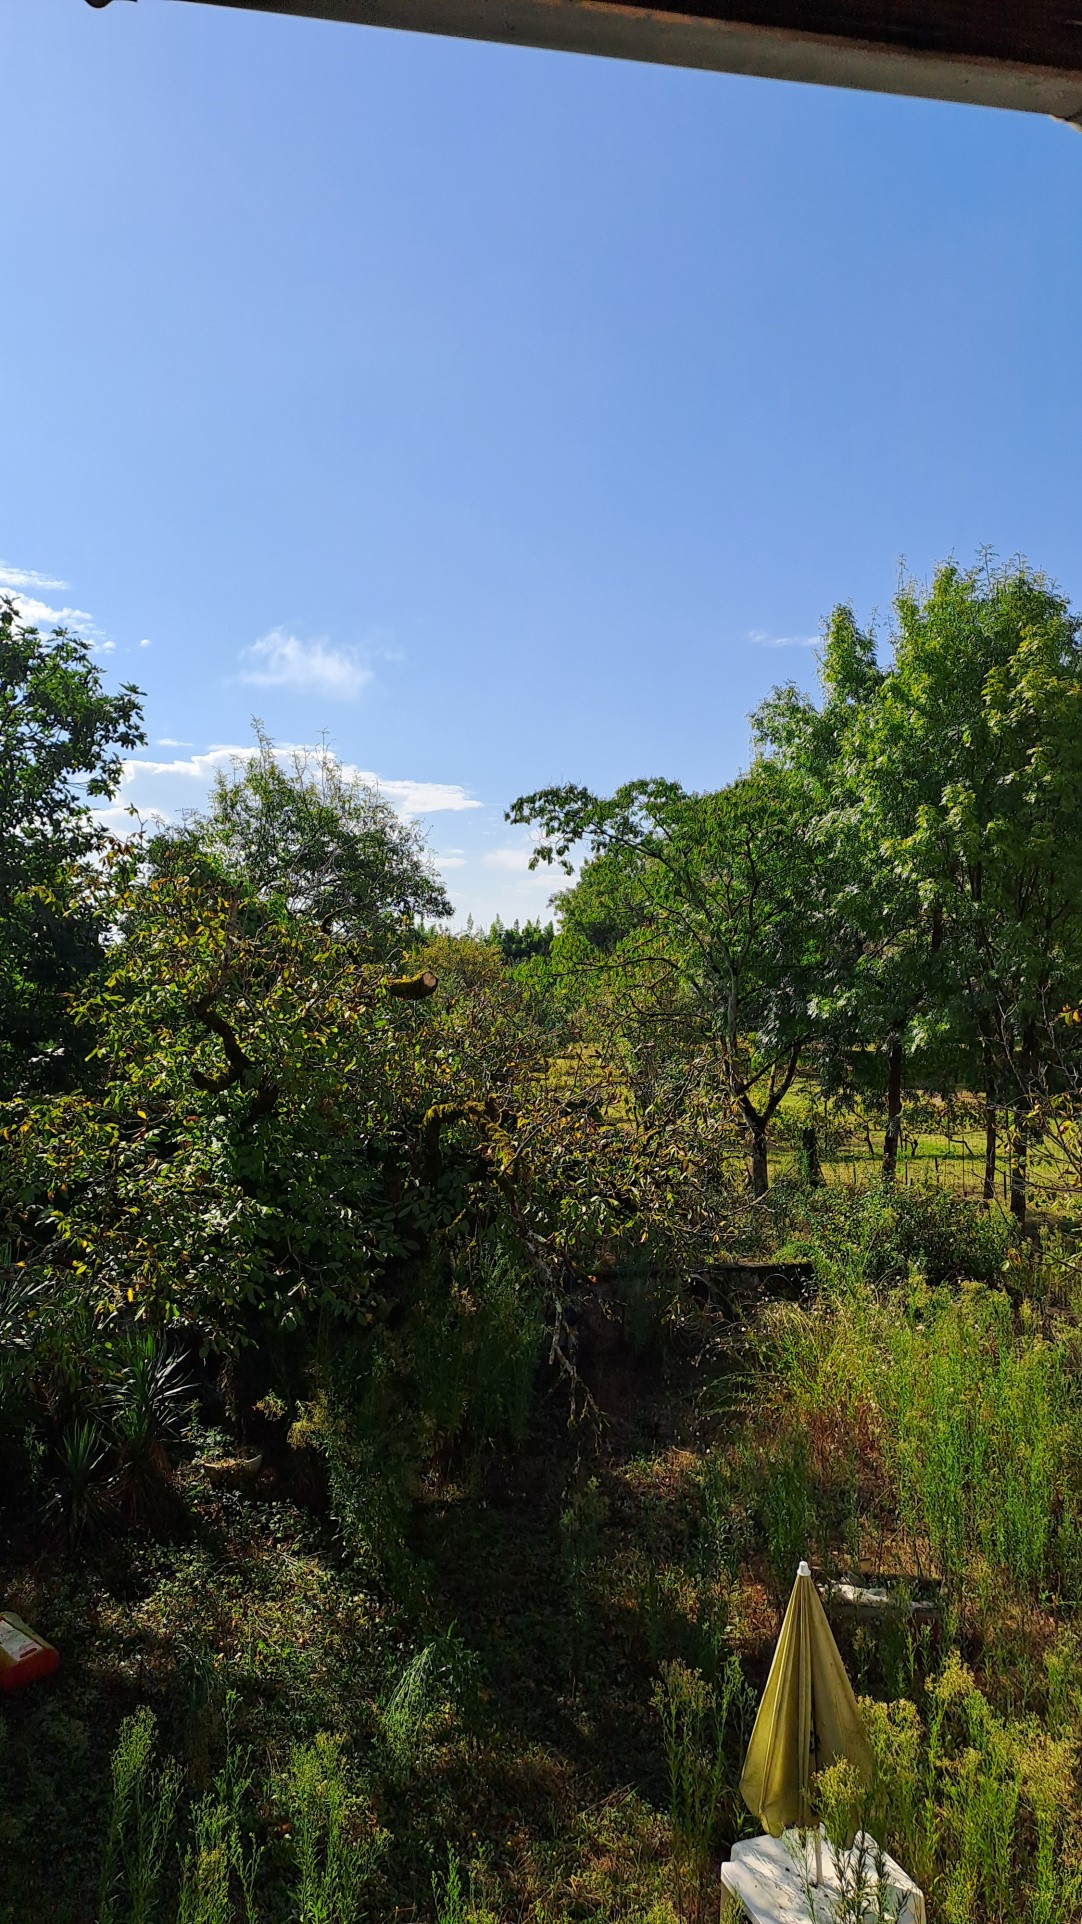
[982,1094,997,1205]
[749,1120,769,1199]
[881,1037,904,1183]
[1009,1106,1028,1225]
[1009,1025,1037,1227]
[800,1125,824,1187]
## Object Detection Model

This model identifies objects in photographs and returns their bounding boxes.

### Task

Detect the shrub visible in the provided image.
[772,1179,1009,1290]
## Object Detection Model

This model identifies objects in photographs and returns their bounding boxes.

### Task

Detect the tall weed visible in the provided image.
[856,1656,1082,1924]
[98,1709,179,1924]
[379,1629,481,1770]
[286,1733,387,1924]
[652,1655,754,1914]
[761,1277,1078,1600]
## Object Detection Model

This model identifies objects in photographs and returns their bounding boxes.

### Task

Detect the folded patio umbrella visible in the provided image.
[740,1560,874,1848]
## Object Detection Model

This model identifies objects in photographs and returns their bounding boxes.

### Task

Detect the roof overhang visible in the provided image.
[99,1,1082,123]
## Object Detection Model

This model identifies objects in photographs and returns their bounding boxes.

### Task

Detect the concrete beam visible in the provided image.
[155,0,1082,121]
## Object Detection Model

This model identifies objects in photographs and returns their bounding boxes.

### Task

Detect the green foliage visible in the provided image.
[54,1416,109,1543]
[285,1733,385,1924]
[761,1272,1080,1599]
[431,1849,499,1924]
[771,1177,1009,1288]
[483,918,554,967]
[652,1655,753,1902]
[755,556,1082,1211]
[163,722,451,951]
[509,761,828,1194]
[379,1630,482,1769]
[98,1708,180,1924]
[857,1658,1082,1924]
[758,1427,814,1604]
[0,599,145,1093]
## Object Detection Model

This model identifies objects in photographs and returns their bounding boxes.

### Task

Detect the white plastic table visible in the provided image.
[720,1828,925,1924]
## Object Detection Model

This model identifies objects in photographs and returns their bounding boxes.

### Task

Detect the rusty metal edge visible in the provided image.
[165,0,1082,120]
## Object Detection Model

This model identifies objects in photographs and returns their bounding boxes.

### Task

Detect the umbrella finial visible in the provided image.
[797,1560,811,1577]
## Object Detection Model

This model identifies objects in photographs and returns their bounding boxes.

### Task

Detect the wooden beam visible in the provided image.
[162,0,1082,120]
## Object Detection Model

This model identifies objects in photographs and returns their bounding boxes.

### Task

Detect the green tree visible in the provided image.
[161,724,452,956]
[509,764,824,1195]
[485,917,554,966]
[757,558,1082,1216]
[878,559,1082,1219]
[754,604,942,1183]
[0,599,145,1094]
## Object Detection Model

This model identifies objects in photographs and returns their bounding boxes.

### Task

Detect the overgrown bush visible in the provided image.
[771,1178,1009,1288]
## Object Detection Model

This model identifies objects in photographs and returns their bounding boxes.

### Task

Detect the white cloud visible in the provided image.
[375,777,479,814]
[7,592,97,630]
[237,630,373,699]
[749,628,820,649]
[139,637,152,648]
[154,737,194,748]
[483,847,538,873]
[0,564,69,591]
[116,742,480,820]
[123,750,226,782]
[0,562,116,649]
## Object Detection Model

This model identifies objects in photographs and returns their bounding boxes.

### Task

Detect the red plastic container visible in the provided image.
[0,1611,59,1691]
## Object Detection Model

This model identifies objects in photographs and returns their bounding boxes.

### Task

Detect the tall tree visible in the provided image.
[754,604,940,1183]
[0,599,145,1094]
[758,559,1082,1218]
[875,560,1082,1220]
[509,763,824,1196]
[160,724,452,956]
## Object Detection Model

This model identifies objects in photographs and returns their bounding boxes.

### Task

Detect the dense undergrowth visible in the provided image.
[5,1182,1082,1924]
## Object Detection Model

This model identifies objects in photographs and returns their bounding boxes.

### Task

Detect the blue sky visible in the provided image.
[3,0,1082,924]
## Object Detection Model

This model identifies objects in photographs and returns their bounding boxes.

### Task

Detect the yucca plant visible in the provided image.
[0,1256,46,1349]
[109,1330,193,1525]
[54,1417,109,1543]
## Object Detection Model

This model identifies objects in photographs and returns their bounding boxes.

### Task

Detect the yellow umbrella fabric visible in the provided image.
[740,1561,874,1837]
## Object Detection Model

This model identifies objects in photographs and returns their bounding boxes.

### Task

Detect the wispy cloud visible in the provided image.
[7,591,98,630]
[0,564,69,591]
[154,737,194,748]
[748,628,820,649]
[483,847,537,873]
[0,560,116,651]
[237,630,373,699]
[117,742,481,818]
[377,778,479,814]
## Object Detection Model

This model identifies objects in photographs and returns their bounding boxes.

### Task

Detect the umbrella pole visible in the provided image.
[809,1687,821,1888]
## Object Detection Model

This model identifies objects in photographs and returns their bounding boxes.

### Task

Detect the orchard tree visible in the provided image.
[509,762,828,1196]
[0,599,145,1094]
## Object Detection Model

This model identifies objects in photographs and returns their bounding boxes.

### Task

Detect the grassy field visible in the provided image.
[768,1078,1080,1218]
